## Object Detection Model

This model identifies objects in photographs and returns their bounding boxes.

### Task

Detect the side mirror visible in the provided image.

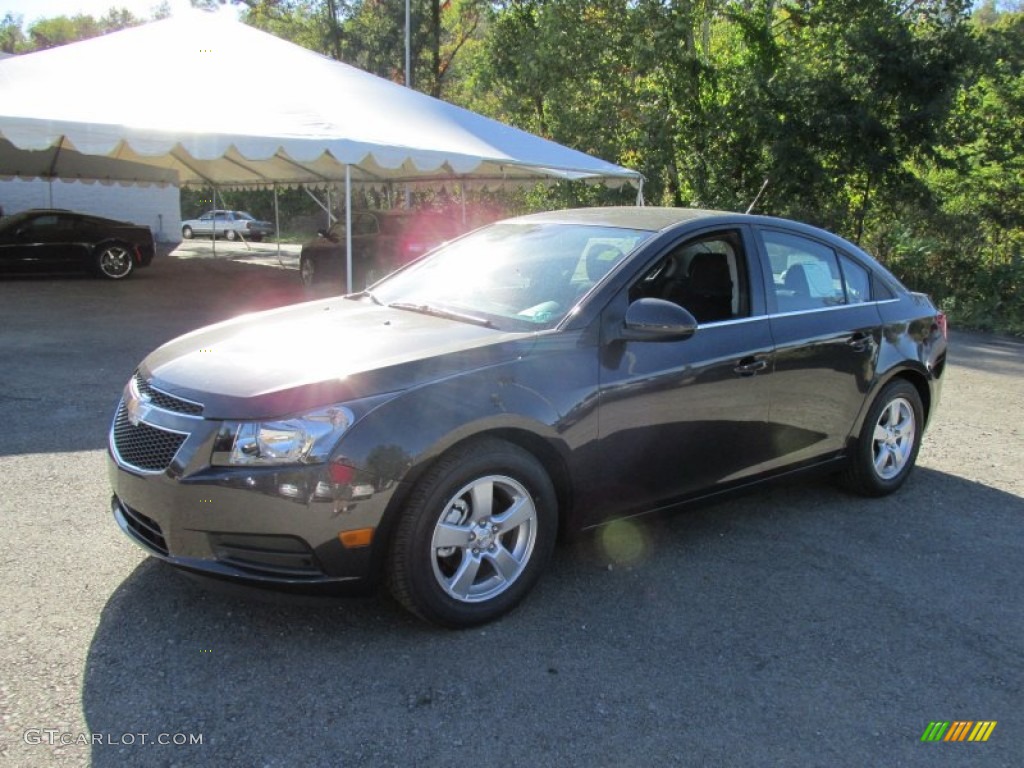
[621,298,697,342]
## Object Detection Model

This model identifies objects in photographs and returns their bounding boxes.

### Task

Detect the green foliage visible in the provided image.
[242,1,488,98]
[875,9,1024,334]
[1,6,147,53]
[0,13,27,53]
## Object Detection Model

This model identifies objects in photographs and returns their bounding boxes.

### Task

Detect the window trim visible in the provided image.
[754,225,892,316]
[621,224,765,326]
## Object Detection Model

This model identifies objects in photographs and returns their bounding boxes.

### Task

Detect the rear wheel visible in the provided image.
[388,439,557,627]
[182,226,193,239]
[95,244,134,280]
[225,229,238,241]
[842,379,923,496]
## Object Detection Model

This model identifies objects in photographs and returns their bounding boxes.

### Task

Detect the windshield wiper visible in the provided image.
[388,301,493,328]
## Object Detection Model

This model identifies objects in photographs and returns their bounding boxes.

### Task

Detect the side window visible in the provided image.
[25,214,58,231]
[352,214,379,236]
[839,254,871,304]
[762,230,844,312]
[629,230,749,324]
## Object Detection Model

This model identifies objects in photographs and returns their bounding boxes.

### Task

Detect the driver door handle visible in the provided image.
[734,356,768,376]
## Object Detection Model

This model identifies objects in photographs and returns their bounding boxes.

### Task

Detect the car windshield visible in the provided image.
[236,212,256,221]
[369,221,653,331]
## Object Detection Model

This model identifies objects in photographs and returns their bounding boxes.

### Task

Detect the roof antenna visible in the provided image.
[746,178,770,214]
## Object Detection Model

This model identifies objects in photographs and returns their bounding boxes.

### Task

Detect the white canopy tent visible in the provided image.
[0,11,642,191]
[0,11,642,288]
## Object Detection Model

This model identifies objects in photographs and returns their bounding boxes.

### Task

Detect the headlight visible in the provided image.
[211,405,354,467]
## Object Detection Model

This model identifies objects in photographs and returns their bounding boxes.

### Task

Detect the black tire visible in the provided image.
[842,378,924,497]
[225,229,238,241]
[387,438,558,628]
[182,226,193,239]
[95,243,134,280]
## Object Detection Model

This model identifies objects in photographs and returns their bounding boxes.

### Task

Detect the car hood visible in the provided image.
[139,297,533,419]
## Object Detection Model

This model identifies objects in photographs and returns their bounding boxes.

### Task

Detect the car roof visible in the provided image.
[15,208,122,222]
[508,206,735,232]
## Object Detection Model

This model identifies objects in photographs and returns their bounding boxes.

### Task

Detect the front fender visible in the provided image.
[328,331,600,569]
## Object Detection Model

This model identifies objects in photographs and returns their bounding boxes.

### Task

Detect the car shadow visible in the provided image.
[82,467,1024,766]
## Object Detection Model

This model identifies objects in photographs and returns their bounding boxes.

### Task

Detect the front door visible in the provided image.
[590,228,776,520]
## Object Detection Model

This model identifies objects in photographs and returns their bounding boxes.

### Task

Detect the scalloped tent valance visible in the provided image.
[0,11,642,195]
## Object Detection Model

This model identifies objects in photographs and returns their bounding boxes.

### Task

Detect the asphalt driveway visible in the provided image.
[1,252,1021,766]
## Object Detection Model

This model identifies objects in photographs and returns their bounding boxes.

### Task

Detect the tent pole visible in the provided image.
[345,165,353,294]
[274,183,282,265]
[405,0,411,89]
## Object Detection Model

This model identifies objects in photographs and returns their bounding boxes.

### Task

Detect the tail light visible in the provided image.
[935,310,948,339]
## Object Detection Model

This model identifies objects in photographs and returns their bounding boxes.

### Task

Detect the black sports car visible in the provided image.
[108,207,947,627]
[0,208,155,279]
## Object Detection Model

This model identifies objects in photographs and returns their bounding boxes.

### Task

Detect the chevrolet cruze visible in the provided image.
[108,207,947,627]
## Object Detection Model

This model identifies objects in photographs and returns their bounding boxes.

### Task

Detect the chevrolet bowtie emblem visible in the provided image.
[125,381,151,427]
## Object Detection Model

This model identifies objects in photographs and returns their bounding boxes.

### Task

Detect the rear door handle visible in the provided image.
[847,332,870,352]
[734,356,768,376]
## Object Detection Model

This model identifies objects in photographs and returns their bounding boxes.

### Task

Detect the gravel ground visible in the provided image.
[0,252,1021,767]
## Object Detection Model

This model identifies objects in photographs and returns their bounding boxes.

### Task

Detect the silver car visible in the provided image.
[181,210,274,242]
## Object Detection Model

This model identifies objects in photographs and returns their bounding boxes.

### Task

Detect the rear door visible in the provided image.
[754,226,882,467]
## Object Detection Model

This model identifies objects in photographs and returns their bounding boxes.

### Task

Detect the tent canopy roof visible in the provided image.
[0,12,642,191]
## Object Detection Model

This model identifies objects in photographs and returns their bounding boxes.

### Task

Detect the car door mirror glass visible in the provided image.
[621,298,698,341]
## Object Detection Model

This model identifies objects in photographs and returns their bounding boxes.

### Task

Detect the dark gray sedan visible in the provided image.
[108,207,947,626]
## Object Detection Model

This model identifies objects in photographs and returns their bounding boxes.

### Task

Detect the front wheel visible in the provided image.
[225,229,237,241]
[842,379,923,496]
[95,244,134,280]
[181,226,193,239]
[388,439,557,627]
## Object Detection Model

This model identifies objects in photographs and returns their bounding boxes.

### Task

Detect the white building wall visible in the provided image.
[0,178,181,243]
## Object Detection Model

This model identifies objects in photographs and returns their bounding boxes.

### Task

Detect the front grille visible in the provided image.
[134,373,203,416]
[112,403,188,472]
[118,500,169,556]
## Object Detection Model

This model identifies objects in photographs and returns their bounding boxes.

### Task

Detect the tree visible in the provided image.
[1,13,26,53]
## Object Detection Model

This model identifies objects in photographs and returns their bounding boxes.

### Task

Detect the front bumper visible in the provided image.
[107,395,393,593]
